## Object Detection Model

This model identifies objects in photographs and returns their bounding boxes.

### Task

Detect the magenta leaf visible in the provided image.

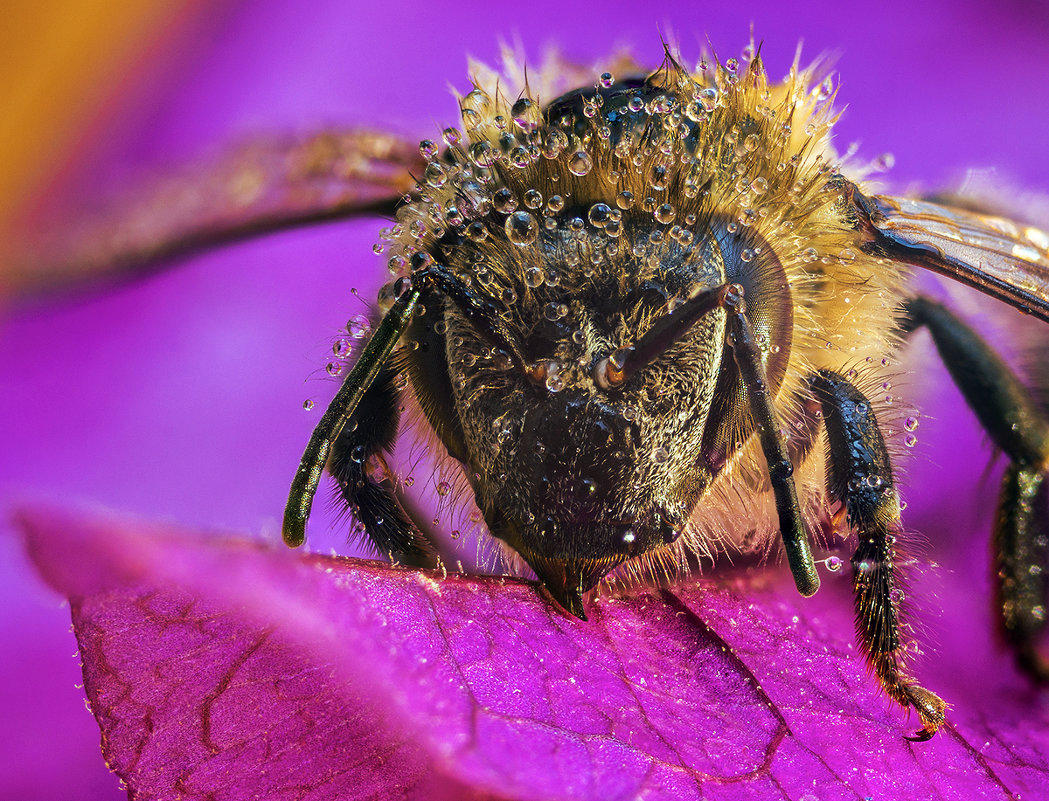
[16,506,1049,800]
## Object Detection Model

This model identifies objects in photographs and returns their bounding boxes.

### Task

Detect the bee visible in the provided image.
[30,42,1049,743]
[273,43,1049,742]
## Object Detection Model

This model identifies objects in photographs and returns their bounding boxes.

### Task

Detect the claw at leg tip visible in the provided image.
[904,726,937,743]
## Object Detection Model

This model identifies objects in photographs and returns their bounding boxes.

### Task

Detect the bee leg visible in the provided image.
[282,286,422,548]
[811,370,948,741]
[903,296,1049,680]
[996,467,1049,680]
[725,289,820,597]
[326,364,424,557]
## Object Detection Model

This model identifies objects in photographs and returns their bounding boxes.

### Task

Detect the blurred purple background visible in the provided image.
[2,0,1049,797]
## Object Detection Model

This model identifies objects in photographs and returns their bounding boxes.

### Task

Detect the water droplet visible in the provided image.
[348,314,370,339]
[546,371,564,392]
[509,99,535,131]
[544,302,568,321]
[568,151,592,176]
[350,446,366,463]
[525,267,546,288]
[904,433,918,448]
[524,188,543,209]
[654,203,676,224]
[802,247,819,263]
[332,338,351,357]
[904,416,919,431]
[599,72,615,88]
[653,447,669,464]
[326,362,343,376]
[493,188,518,214]
[436,480,451,496]
[470,141,496,166]
[826,556,843,572]
[588,202,612,227]
[505,211,538,246]
[547,194,565,213]
[501,287,517,304]
[698,88,718,112]
[302,399,314,411]
[650,164,669,190]
[616,190,635,210]
[424,162,447,188]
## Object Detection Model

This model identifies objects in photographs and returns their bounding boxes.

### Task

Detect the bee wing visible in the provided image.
[851,189,1049,323]
[6,129,424,297]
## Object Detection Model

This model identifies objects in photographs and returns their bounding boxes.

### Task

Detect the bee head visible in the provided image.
[431,216,739,615]
[388,51,821,613]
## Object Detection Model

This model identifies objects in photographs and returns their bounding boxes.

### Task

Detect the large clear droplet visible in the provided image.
[568,151,592,176]
[505,211,538,246]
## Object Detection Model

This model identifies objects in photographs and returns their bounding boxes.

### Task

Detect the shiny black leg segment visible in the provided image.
[327,365,422,555]
[282,288,421,547]
[811,369,947,740]
[902,297,1049,464]
[904,296,1049,680]
[725,291,820,597]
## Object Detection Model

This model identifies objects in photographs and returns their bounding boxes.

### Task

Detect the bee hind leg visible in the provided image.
[903,296,1049,681]
[810,370,948,741]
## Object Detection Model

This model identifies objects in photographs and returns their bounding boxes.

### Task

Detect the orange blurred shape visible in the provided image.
[0,0,207,292]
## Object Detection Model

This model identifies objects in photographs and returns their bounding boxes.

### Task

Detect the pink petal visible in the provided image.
[17,506,1049,800]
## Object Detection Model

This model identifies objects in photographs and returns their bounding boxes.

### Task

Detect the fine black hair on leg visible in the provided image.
[811,369,947,741]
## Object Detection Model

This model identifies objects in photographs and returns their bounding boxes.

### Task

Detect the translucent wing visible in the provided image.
[849,187,1049,323]
[5,128,423,297]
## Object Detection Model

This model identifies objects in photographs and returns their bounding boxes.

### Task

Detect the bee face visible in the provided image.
[427,203,733,589]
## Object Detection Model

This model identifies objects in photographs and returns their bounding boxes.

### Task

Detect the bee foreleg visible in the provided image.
[282,287,422,548]
[811,369,948,741]
[903,296,1049,680]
